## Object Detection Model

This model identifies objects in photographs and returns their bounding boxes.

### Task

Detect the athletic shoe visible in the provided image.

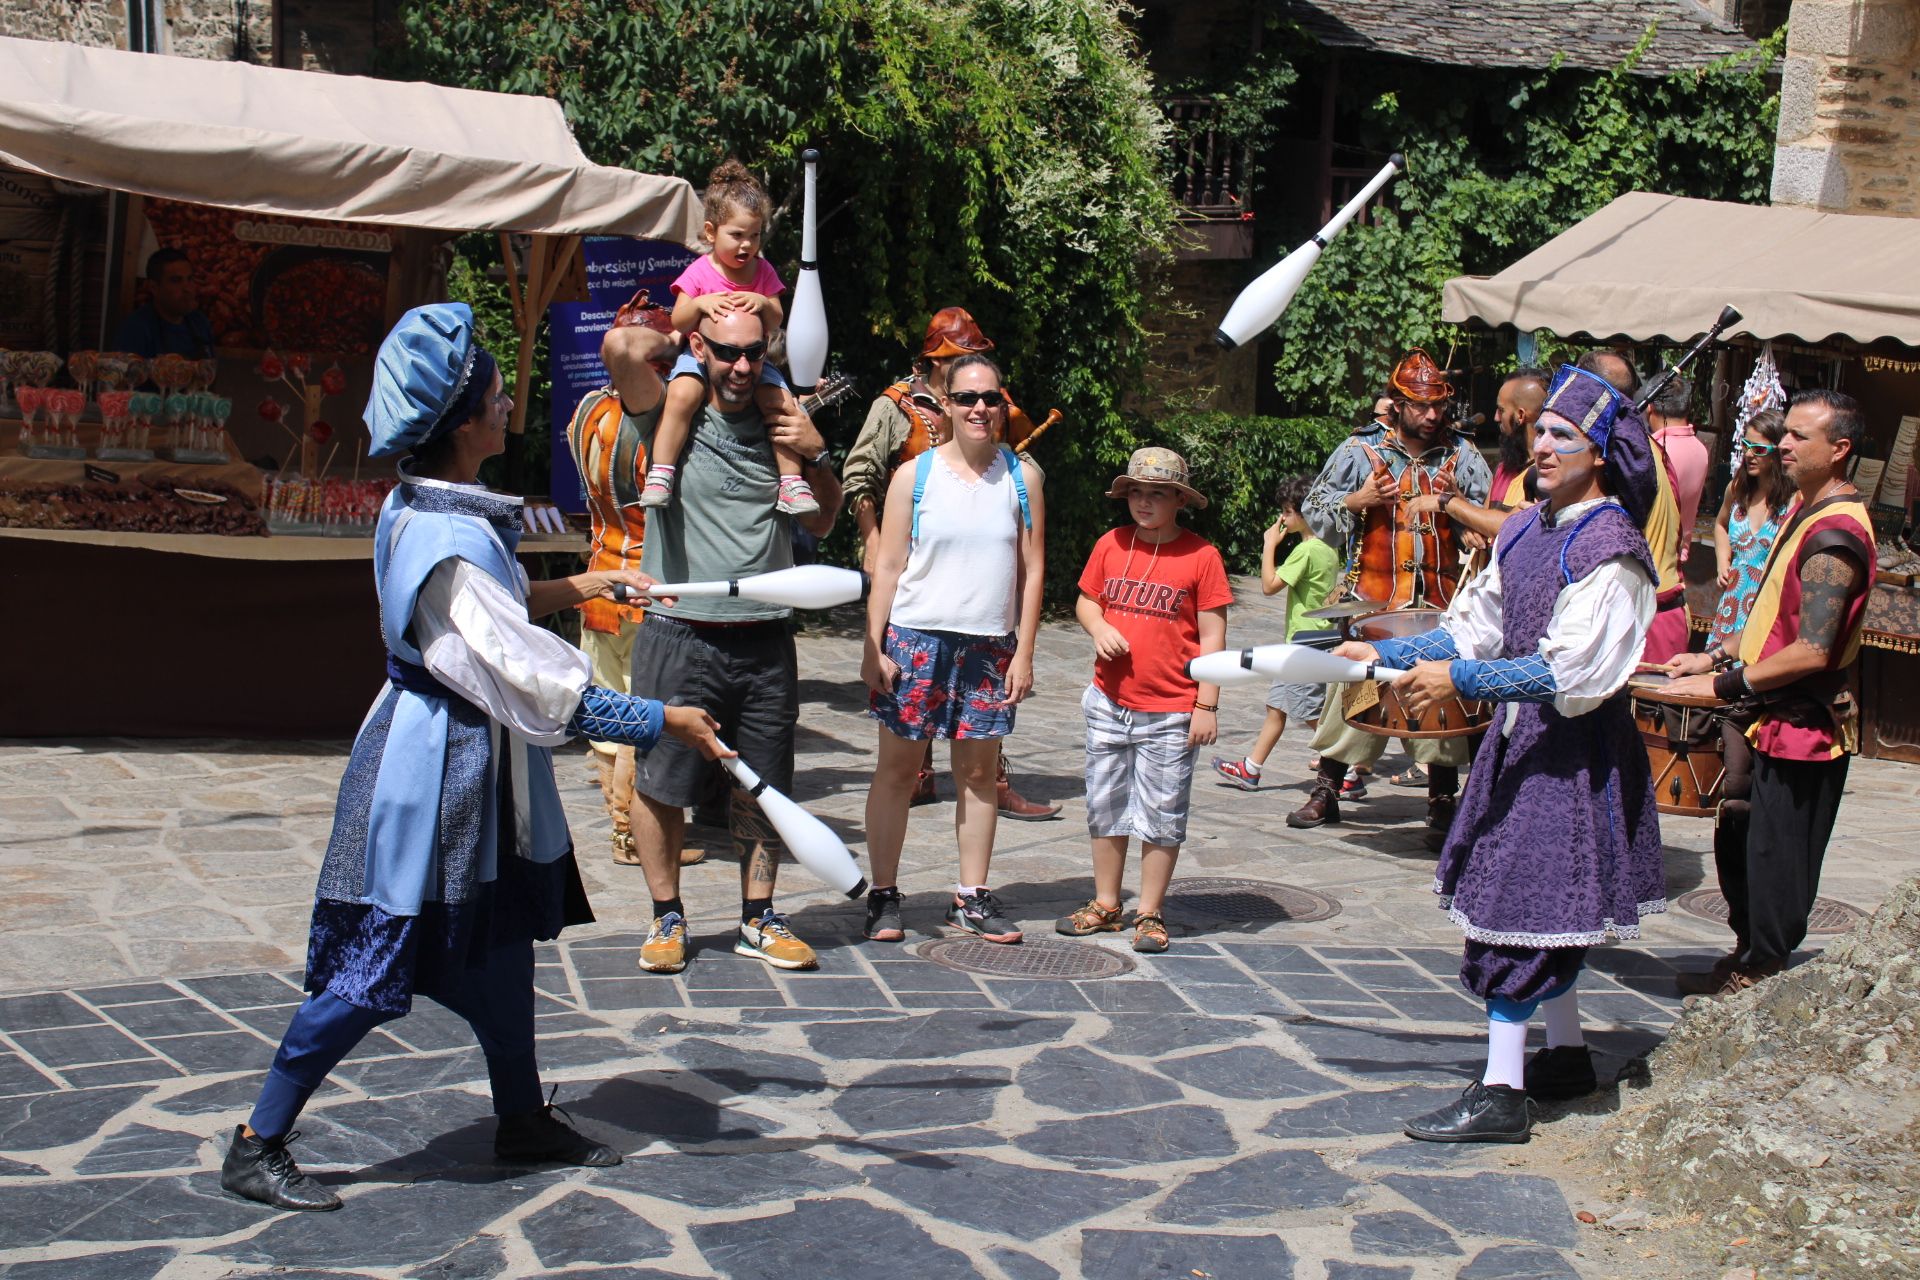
[1404,1081,1531,1143]
[220,1127,341,1212]
[639,465,675,508]
[1131,913,1169,953]
[864,887,906,942]
[947,890,1022,944]
[639,911,688,973]
[1340,767,1369,800]
[1211,757,1262,790]
[737,910,818,969]
[1523,1045,1598,1101]
[776,475,820,515]
[1056,899,1123,936]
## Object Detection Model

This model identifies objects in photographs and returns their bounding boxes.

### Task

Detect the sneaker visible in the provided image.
[864,887,906,942]
[1211,757,1263,791]
[639,465,675,508]
[737,909,818,969]
[1056,899,1124,936]
[947,889,1023,944]
[1340,767,1369,800]
[220,1126,341,1212]
[1132,912,1169,953]
[639,911,688,973]
[776,475,820,515]
[495,1099,620,1167]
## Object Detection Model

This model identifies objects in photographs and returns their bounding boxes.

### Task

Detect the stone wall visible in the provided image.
[1773,0,1920,216]
[1132,257,1260,420]
[0,1,271,62]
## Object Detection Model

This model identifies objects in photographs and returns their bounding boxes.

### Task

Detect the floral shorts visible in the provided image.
[869,623,1017,740]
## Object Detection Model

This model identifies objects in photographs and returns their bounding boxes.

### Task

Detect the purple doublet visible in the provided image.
[1439,502,1667,1003]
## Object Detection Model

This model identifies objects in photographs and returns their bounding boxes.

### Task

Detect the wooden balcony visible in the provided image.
[1164,95,1254,260]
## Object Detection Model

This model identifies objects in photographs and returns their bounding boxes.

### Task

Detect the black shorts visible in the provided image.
[629,614,797,809]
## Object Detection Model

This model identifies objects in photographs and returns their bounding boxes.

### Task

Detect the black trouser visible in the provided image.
[1715,746,1849,969]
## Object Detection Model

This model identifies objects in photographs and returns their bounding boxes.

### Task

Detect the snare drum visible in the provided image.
[1343,609,1493,739]
[1629,672,1726,817]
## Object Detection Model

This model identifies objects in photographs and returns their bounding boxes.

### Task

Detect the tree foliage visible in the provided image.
[385,0,1178,582]
[1268,28,1783,409]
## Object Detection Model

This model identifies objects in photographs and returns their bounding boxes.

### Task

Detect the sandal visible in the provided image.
[1389,765,1427,788]
[1132,913,1169,954]
[611,829,642,866]
[1056,899,1124,936]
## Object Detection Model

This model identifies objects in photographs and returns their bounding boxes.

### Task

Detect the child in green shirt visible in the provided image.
[1212,474,1341,790]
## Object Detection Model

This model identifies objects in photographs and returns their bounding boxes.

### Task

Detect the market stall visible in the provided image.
[1441,191,1920,762]
[0,36,701,737]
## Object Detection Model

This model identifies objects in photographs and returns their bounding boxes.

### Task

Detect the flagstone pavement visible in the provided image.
[4,583,1918,1280]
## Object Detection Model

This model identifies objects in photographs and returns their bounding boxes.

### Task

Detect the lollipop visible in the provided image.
[165,393,190,451]
[99,390,133,451]
[15,384,44,449]
[122,356,149,391]
[195,357,219,393]
[94,352,130,393]
[211,396,232,459]
[67,350,99,402]
[21,351,61,388]
[58,389,85,447]
[152,353,193,394]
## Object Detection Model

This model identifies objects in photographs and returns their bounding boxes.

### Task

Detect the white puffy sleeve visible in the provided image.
[1539,556,1658,716]
[1440,554,1506,661]
[411,559,591,745]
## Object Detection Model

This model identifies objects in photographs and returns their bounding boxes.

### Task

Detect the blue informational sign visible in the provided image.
[548,237,695,512]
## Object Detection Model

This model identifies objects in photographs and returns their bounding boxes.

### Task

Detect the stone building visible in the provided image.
[1772,0,1920,217]
[0,2,386,72]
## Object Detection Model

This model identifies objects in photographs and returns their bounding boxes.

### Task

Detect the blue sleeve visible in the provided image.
[568,685,665,751]
[669,350,705,382]
[1450,653,1557,703]
[1371,628,1460,668]
[759,362,789,389]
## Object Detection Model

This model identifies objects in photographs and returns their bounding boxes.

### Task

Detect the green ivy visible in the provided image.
[1268,27,1783,409]
[384,0,1178,596]
[1142,411,1352,572]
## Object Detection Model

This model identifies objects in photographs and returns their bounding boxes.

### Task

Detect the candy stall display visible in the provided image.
[97,390,138,460]
[266,475,392,536]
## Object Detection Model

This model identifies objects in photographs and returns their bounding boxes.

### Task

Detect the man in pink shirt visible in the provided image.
[1647,374,1709,563]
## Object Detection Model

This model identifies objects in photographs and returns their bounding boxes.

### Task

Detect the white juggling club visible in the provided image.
[1187,643,1409,687]
[1214,153,1406,351]
[786,147,829,393]
[613,565,865,610]
[717,739,867,898]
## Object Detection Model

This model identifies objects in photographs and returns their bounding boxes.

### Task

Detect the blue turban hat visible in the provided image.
[366,303,499,458]
[1542,364,1657,526]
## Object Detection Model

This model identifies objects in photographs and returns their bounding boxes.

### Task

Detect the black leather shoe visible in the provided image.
[220,1126,342,1211]
[1523,1045,1598,1101]
[1404,1081,1531,1143]
[495,1105,621,1167]
[1286,783,1341,829]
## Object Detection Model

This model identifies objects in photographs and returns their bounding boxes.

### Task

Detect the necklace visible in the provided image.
[1119,526,1166,587]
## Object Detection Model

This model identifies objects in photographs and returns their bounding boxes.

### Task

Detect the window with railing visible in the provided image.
[1164,95,1251,223]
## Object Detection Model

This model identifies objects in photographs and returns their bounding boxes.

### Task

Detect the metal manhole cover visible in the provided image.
[1675,888,1866,935]
[1164,878,1342,925]
[917,937,1135,979]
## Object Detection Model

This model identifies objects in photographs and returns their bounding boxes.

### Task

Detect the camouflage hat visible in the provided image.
[1105,446,1209,509]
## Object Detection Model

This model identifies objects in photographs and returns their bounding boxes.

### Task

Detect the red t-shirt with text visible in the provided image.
[1078,527,1233,712]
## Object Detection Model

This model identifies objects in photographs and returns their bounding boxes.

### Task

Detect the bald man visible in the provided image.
[1420,369,1548,543]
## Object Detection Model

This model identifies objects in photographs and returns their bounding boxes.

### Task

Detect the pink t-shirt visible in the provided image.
[670,253,785,300]
[1655,422,1710,563]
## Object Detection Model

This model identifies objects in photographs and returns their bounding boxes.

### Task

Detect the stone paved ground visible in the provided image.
[5,583,1920,1280]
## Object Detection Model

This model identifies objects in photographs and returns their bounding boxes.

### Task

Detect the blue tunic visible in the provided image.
[305,474,593,1013]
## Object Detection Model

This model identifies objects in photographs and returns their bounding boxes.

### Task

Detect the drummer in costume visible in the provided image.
[220,304,725,1213]
[1665,389,1873,997]
[1291,350,1490,847]
[1431,368,1548,546]
[1338,364,1665,1143]
[841,306,1059,820]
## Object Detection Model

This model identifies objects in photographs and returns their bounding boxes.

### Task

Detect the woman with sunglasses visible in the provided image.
[860,354,1046,944]
[1707,408,1791,651]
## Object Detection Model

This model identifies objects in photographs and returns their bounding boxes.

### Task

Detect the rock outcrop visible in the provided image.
[1608,876,1920,1277]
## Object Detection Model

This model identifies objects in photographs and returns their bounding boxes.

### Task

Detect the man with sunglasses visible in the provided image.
[841,306,1061,821]
[601,309,843,973]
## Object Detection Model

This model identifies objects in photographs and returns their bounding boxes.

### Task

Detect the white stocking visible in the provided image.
[1541,988,1585,1049]
[1481,1016,1529,1089]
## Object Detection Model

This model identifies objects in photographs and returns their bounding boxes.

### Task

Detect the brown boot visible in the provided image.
[996,754,1061,821]
[1287,782,1341,828]
[1675,946,1746,996]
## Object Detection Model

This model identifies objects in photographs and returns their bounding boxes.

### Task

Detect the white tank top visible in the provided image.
[889,449,1022,636]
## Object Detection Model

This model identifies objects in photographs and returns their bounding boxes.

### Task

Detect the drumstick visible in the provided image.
[1187,643,1409,688]
[611,565,865,609]
[714,738,868,898]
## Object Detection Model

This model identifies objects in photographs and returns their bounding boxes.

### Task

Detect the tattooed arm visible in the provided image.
[1741,547,1868,692]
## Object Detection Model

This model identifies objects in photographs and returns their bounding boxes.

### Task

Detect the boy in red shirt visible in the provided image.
[1059,448,1231,952]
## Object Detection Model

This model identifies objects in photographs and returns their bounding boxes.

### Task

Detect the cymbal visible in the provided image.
[1305,598,1392,620]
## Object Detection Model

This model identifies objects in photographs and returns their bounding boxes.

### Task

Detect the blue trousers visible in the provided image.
[249,937,543,1140]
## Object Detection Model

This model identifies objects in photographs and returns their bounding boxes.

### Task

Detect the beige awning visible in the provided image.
[0,35,701,241]
[1442,192,1920,346]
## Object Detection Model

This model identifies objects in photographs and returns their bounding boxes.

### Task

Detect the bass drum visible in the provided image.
[1628,672,1727,817]
[1344,609,1493,739]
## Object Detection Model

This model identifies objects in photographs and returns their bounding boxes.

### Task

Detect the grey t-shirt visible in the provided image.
[632,398,793,622]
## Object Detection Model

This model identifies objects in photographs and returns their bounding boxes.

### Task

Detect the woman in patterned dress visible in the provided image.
[1709,408,1792,649]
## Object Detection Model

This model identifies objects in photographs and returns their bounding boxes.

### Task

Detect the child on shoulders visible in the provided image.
[641,159,817,515]
[1058,448,1231,954]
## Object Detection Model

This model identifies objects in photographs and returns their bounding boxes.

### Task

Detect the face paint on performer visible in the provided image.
[1530,409,1605,509]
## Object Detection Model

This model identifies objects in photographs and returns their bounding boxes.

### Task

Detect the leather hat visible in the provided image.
[922,307,996,359]
[1388,349,1453,405]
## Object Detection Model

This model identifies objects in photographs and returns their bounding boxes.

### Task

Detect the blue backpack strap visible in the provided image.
[1000,446,1032,531]
[911,449,935,541]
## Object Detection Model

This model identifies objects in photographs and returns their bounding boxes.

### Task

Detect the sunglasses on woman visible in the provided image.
[1738,440,1780,457]
[702,337,767,364]
[948,390,1007,409]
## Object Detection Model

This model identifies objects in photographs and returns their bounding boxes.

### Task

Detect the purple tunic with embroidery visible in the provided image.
[1440,503,1668,1002]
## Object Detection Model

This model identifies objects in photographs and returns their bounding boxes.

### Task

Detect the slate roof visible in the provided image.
[1280,0,1759,75]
